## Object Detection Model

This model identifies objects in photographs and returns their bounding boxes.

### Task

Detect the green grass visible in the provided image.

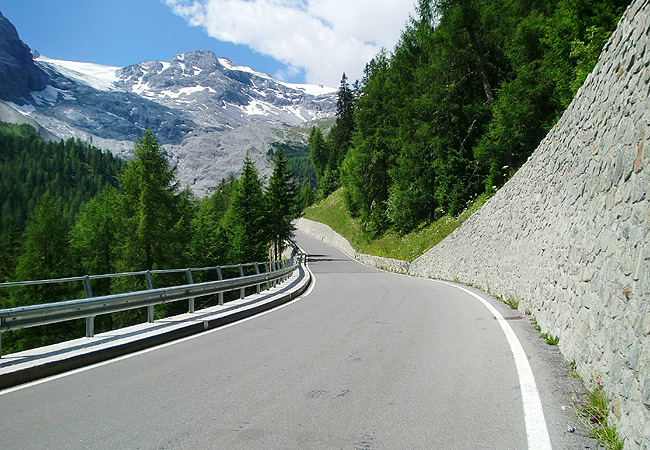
[303,188,489,262]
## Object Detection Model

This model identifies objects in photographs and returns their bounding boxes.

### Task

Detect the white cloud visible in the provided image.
[164,0,416,87]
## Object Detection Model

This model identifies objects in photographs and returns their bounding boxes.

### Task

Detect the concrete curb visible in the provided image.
[0,263,311,390]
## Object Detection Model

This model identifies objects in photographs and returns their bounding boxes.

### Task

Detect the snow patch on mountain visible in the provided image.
[217,56,337,96]
[35,55,119,91]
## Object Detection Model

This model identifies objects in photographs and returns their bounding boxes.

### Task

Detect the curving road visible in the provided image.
[0,231,592,449]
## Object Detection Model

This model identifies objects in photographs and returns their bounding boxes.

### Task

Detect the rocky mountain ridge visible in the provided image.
[0,11,337,195]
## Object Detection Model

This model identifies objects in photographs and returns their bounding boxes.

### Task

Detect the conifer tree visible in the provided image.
[331,73,356,168]
[69,185,122,295]
[342,50,392,234]
[117,130,180,273]
[223,155,268,263]
[14,193,71,286]
[308,126,328,180]
[7,193,80,352]
[187,197,230,271]
[295,183,315,213]
[266,148,296,260]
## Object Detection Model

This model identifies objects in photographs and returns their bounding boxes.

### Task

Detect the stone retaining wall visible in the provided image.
[408,1,650,446]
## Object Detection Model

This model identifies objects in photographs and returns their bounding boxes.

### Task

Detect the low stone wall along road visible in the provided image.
[0,231,594,449]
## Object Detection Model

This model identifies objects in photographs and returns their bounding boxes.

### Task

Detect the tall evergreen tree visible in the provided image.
[295,183,315,213]
[308,126,328,180]
[329,73,356,171]
[69,185,122,295]
[223,155,268,263]
[5,193,80,352]
[385,2,438,231]
[187,197,230,270]
[266,148,297,260]
[14,193,71,286]
[342,50,392,234]
[117,130,180,273]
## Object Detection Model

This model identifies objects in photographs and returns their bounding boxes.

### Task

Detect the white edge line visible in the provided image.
[0,259,317,397]
[436,280,553,450]
[297,233,550,449]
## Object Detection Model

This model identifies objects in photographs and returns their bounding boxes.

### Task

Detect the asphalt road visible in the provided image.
[0,231,594,449]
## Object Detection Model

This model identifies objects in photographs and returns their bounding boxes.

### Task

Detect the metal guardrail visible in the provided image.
[0,254,303,356]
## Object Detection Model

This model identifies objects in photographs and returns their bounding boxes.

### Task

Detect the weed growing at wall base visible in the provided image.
[495,294,520,310]
[540,332,560,345]
[530,317,559,345]
[572,376,624,450]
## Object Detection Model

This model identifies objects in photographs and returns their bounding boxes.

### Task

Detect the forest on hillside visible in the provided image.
[0,126,300,354]
[310,0,629,235]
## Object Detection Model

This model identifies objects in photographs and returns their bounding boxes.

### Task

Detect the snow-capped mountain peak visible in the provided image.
[2,42,337,196]
[216,56,337,97]
[34,50,336,104]
[0,12,337,196]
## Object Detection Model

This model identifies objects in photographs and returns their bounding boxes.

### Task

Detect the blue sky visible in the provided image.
[0,0,416,87]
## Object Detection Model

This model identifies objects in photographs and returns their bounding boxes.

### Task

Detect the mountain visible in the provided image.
[0,12,337,195]
[0,11,47,105]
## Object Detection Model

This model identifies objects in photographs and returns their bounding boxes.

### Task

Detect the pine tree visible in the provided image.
[117,130,180,273]
[69,185,122,294]
[295,183,315,213]
[14,193,71,286]
[309,126,328,181]
[384,5,438,231]
[341,50,392,234]
[6,194,81,352]
[187,198,230,270]
[266,148,297,260]
[327,73,356,174]
[223,156,268,263]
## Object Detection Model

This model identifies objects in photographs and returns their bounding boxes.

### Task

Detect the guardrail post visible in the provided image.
[217,267,224,305]
[271,261,276,287]
[83,275,95,337]
[238,264,245,299]
[265,262,271,290]
[0,331,3,358]
[186,269,195,313]
[254,263,261,294]
[145,271,154,323]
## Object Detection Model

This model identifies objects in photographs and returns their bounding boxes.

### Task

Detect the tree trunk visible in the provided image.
[466,24,494,104]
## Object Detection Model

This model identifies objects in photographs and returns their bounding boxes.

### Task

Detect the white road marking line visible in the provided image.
[436,280,553,450]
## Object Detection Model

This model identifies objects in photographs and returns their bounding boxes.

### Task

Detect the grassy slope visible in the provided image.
[303,188,488,262]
